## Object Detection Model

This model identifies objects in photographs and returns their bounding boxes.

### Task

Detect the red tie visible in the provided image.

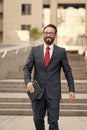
[44,47,50,66]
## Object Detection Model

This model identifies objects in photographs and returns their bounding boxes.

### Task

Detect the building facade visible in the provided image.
[0,0,3,44]
[0,0,87,48]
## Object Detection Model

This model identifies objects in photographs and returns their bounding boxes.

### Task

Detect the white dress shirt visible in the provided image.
[44,43,54,58]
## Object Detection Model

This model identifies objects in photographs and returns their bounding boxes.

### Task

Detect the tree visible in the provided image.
[30,27,42,43]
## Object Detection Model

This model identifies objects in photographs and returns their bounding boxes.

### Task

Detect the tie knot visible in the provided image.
[46,47,50,50]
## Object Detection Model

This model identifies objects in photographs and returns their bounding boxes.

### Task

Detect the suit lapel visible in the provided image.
[49,45,58,64]
[39,45,45,67]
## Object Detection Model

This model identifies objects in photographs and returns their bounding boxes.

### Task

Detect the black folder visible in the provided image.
[27,80,41,101]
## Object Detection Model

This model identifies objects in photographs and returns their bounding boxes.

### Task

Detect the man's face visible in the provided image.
[43,27,56,45]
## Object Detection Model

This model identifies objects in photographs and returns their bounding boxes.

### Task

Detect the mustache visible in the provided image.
[45,37,53,40]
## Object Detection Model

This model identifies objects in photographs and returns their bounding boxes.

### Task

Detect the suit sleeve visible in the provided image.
[23,47,34,86]
[61,49,75,92]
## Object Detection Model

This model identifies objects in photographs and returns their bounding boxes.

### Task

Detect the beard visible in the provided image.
[44,37,55,45]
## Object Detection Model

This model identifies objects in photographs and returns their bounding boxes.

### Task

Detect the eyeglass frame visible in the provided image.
[43,31,56,35]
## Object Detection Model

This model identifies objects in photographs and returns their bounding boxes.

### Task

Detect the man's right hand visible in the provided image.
[27,82,35,93]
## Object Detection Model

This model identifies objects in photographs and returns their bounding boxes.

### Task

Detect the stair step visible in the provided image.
[60,110,87,116]
[0,103,32,109]
[0,109,33,116]
[0,109,87,116]
[0,103,87,110]
[0,97,87,104]
[0,97,87,103]
[0,97,29,103]
[61,75,87,80]
[0,80,87,93]
[0,88,87,93]
[0,80,87,86]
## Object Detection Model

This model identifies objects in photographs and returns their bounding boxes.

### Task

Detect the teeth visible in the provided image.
[46,38,51,40]
[47,39,51,41]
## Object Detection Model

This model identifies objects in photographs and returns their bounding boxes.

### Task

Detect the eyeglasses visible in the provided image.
[43,32,55,35]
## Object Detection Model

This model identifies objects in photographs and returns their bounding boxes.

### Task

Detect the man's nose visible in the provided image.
[47,33,50,36]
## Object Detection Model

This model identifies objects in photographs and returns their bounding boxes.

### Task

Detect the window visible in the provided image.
[21,25,31,30]
[22,4,31,15]
[43,4,50,26]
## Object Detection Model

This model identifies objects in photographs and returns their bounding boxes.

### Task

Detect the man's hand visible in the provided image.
[69,92,75,101]
[27,82,35,93]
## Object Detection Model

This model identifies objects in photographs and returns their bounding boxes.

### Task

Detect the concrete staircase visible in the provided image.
[61,52,87,80]
[0,51,87,116]
[0,80,87,116]
[6,52,87,80]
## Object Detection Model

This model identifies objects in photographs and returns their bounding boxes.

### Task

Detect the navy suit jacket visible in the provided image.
[23,44,75,99]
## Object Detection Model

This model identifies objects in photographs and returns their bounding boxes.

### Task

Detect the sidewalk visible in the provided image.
[0,116,87,130]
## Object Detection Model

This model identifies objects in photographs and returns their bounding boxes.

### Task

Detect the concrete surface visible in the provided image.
[0,116,87,130]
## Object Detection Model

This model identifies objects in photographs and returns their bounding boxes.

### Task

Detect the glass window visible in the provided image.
[22,4,31,15]
[21,25,31,30]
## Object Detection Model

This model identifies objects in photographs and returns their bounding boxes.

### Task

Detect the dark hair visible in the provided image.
[43,24,57,34]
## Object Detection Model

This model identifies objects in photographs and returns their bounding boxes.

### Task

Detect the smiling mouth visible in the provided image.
[46,38,51,41]
[45,37,53,40]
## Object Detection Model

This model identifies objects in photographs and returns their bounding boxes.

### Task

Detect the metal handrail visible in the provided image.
[0,45,31,59]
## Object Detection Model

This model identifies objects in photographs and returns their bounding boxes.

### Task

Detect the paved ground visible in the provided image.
[0,116,87,130]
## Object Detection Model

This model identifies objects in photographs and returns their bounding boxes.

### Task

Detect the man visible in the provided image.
[23,24,75,130]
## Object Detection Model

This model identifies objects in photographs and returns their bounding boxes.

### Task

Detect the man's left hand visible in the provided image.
[69,92,75,101]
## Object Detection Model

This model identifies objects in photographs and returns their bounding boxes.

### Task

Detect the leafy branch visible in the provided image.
[30,27,42,42]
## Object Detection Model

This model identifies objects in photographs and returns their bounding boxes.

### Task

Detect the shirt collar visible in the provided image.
[44,43,54,50]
